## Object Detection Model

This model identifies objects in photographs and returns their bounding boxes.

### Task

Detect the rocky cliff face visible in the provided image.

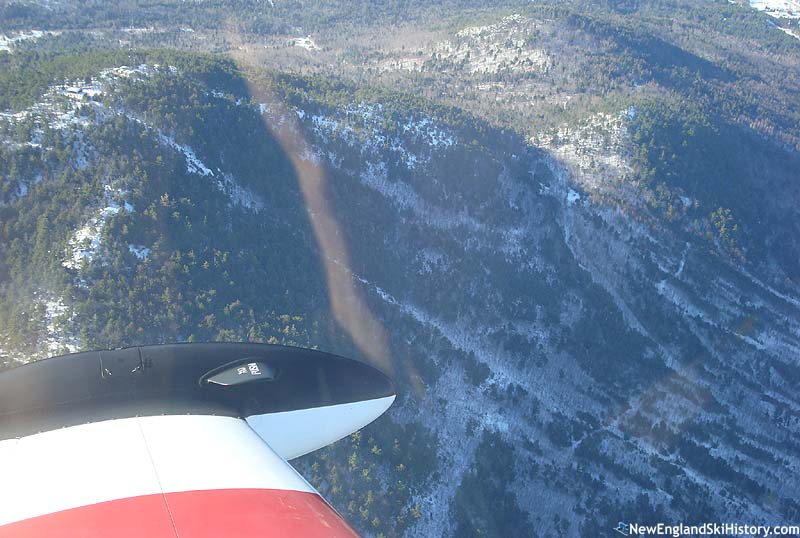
[286,78,800,535]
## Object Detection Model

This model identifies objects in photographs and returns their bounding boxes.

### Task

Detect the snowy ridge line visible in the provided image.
[437,13,552,75]
[156,131,214,176]
[125,114,264,212]
[456,13,526,38]
[749,0,800,19]
[0,63,170,175]
[304,102,456,171]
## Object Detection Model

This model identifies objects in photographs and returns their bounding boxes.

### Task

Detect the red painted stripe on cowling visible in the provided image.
[0,492,176,538]
[0,489,360,538]
[166,489,360,538]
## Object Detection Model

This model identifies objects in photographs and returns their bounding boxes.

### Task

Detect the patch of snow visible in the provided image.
[675,243,690,277]
[108,63,165,78]
[0,30,58,52]
[291,36,320,51]
[299,146,321,164]
[481,413,509,433]
[415,248,448,275]
[377,57,425,72]
[128,244,150,260]
[217,173,264,212]
[401,116,456,148]
[61,83,103,101]
[567,189,581,205]
[62,186,133,270]
[122,27,154,35]
[656,279,707,320]
[42,297,80,355]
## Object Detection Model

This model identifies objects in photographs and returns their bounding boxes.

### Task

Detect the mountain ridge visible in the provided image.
[1,3,799,536]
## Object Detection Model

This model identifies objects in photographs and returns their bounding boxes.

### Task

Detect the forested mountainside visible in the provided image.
[1,1,799,537]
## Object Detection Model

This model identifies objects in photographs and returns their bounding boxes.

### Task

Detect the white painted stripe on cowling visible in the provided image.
[0,437,20,522]
[0,415,314,527]
[139,414,315,494]
[0,416,163,527]
[247,394,396,460]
